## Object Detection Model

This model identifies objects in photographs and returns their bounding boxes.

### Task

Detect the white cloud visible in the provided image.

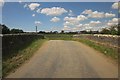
[50,17,60,22]
[35,21,42,26]
[64,17,80,25]
[112,2,118,9]
[105,13,115,18]
[0,0,4,7]
[75,24,83,28]
[68,10,74,16]
[41,7,67,16]
[63,21,74,26]
[36,8,41,13]
[82,9,115,18]
[32,14,35,17]
[28,3,40,11]
[24,4,28,8]
[63,26,71,31]
[107,18,118,26]
[89,21,101,26]
[64,15,87,26]
[77,15,88,21]
[82,9,92,14]
[88,11,104,18]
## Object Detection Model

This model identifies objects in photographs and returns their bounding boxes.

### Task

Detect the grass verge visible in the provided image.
[73,38,118,60]
[3,39,47,77]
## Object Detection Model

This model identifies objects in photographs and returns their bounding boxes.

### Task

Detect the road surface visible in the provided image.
[7,40,118,78]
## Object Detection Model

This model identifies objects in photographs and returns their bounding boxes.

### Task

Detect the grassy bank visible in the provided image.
[45,34,118,61]
[3,39,47,77]
[73,38,118,60]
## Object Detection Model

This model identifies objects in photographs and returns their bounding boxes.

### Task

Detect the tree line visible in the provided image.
[0,24,120,35]
[0,24,24,34]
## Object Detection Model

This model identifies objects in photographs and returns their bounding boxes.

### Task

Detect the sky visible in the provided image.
[1,2,119,32]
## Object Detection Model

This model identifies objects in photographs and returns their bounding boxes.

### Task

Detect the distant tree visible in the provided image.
[68,32,78,34]
[10,29,24,34]
[100,28,110,34]
[80,30,87,34]
[53,31,58,34]
[61,30,64,34]
[118,24,120,35]
[39,31,46,34]
[2,24,10,34]
[109,25,118,35]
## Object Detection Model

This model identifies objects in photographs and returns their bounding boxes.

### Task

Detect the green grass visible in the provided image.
[3,39,47,77]
[73,38,118,60]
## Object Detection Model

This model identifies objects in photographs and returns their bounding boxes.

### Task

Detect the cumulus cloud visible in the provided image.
[28,3,40,11]
[107,18,118,26]
[64,15,87,26]
[32,14,35,17]
[64,17,80,25]
[50,17,60,22]
[89,21,101,26]
[82,9,92,14]
[36,8,41,13]
[82,9,116,18]
[112,2,118,9]
[105,13,115,18]
[88,11,104,18]
[77,15,88,21]
[35,21,42,26]
[63,26,71,31]
[41,7,67,16]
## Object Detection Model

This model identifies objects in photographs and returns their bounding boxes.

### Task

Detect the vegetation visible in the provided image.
[10,29,24,34]
[100,25,119,35]
[1,24,24,34]
[3,39,46,77]
[73,38,118,60]
[1,24,10,34]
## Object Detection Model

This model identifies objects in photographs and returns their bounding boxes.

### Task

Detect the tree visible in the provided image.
[61,30,64,34]
[109,25,118,35]
[10,29,24,34]
[118,24,120,35]
[100,28,110,34]
[39,31,46,34]
[1,24,10,34]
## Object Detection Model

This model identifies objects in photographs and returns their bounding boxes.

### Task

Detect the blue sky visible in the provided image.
[2,2,119,32]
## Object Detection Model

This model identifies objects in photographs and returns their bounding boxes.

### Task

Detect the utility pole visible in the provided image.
[36,26,37,33]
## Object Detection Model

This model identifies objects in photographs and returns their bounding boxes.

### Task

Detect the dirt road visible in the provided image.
[7,40,118,78]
